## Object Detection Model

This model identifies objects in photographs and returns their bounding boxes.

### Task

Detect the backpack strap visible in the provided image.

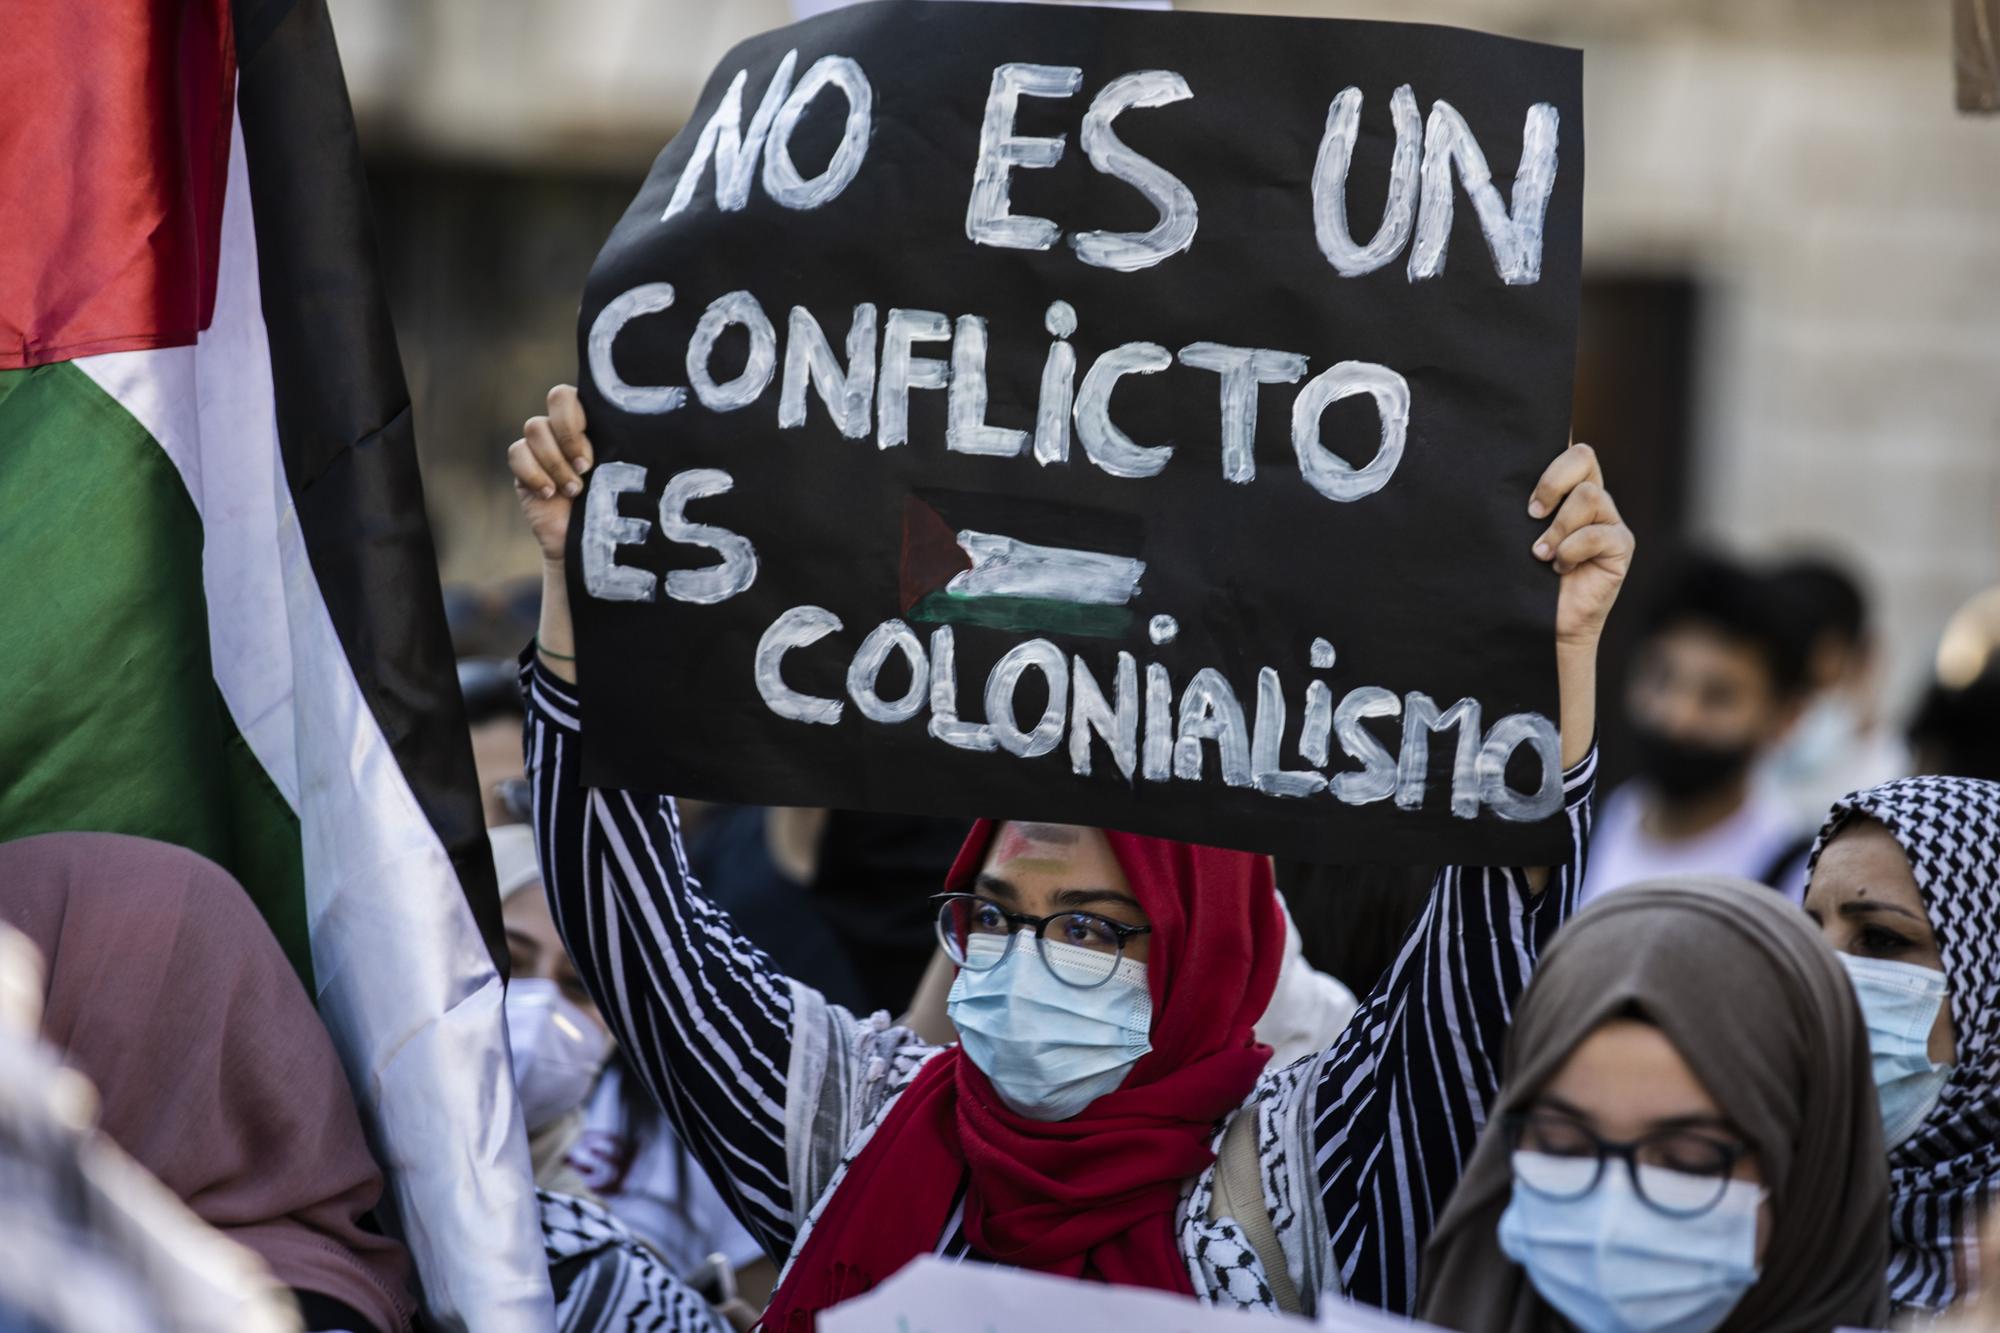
[1208,1108,1302,1315]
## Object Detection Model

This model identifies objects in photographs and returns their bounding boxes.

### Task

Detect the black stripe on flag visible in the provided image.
[231,0,504,969]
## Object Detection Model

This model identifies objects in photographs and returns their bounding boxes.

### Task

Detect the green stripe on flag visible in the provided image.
[908,589,1135,639]
[0,363,311,986]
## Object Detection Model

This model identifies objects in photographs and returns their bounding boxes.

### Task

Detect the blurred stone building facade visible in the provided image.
[329,0,1999,716]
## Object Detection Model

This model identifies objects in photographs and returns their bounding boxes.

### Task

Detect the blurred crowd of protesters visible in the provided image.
[1268,549,2000,1005]
[1583,549,2000,908]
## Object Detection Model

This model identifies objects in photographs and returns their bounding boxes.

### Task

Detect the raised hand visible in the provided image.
[508,384,595,566]
[1528,441,1634,652]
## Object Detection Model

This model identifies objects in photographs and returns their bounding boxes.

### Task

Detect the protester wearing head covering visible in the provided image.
[1418,877,1889,1333]
[495,833,743,1331]
[494,819,648,1198]
[0,833,416,1333]
[895,881,1356,1081]
[522,645,1597,1315]
[0,921,304,1333]
[1809,776,2000,1313]
[493,823,607,1195]
[760,822,1286,1328]
[518,623,1601,1322]
[493,824,768,1295]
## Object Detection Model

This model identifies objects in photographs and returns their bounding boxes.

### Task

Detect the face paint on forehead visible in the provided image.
[992,822,1082,865]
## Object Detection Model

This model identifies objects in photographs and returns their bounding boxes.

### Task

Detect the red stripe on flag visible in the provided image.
[900,494,974,614]
[0,0,235,369]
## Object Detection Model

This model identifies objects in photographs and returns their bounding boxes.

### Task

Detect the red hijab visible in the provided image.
[763,821,1286,1330]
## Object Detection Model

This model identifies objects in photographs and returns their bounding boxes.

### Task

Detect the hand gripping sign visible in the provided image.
[570,0,1583,865]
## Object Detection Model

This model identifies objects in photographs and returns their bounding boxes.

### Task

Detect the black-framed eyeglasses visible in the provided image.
[1503,1109,1754,1218]
[932,892,1152,989]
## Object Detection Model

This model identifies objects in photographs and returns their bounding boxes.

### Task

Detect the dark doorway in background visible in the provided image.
[1570,274,1700,791]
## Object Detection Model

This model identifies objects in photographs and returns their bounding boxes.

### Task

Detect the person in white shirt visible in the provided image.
[1582,553,1815,905]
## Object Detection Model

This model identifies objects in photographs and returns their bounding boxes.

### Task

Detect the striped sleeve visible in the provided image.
[521,655,800,1260]
[1310,746,1597,1313]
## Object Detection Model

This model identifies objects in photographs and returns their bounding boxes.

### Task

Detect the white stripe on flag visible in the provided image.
[76,109,553,1331]
[946,529,1146,605]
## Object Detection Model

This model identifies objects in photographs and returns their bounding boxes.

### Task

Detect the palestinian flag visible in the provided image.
[0,1,552,1325]
[899,492,1149,639]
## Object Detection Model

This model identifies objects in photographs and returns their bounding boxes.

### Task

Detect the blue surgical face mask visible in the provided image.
[1838,952,1954,1147]
[1498,1152,1763,1333]
[947,933,1152,1121]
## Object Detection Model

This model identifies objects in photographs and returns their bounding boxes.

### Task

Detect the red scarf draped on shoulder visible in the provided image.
[763,821,1286,1330]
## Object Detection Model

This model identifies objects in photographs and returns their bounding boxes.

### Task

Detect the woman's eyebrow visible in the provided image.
[1052,887,1143,911]
[1530,1092,1591,1121]
[1644,1113,1745,1137]
[975,873,1020,901]
[1530,1097,1742,1139]
[1837,898,1925,923]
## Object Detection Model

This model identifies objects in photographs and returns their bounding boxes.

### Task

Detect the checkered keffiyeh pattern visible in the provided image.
[1813,776,2000,1314]
[540,1190,728,1333]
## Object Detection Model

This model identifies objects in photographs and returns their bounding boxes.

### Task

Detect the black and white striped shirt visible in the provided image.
[522,658,1595,1315]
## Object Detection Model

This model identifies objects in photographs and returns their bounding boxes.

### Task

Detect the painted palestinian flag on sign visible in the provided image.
[0,2,552,1326]
[899,492,1148,639]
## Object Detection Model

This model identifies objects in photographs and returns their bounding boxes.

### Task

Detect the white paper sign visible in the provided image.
[820,1256,1440,1332]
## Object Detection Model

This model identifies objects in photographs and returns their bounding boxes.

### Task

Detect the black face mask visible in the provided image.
[1629,725,1756,800]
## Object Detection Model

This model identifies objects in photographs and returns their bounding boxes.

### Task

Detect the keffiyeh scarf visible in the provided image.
[1813,776,2000,1313]
[541,1190,728,1333]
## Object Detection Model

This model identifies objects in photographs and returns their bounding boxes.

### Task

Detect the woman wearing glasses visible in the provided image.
[1417,877,1889,1333]
[506,386,1632,1324]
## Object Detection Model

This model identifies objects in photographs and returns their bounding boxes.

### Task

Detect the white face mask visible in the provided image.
[505,977,610,1134]
[1838,952,1955,1147]
[946,933,1152,1121]
[1499,1152,1764,1333]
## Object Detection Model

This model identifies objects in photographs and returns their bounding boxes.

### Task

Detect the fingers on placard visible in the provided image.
[1528,440,1600,519]
[1551,521,1629,576]
[1535,479,1615,558]
[546,385,593,473]
[524,416,580,498]
[507,437,553,500]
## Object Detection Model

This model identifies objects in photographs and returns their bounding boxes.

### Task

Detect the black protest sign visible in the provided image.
[568,0,1583,864]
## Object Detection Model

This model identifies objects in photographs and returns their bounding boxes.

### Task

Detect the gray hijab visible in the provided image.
[1417,877,1888,1333]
